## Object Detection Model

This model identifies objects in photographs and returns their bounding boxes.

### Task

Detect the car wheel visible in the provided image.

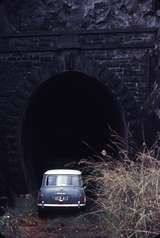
[38,207,46,217]
[80,206,86,212]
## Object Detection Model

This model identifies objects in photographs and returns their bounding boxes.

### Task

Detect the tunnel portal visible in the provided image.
[21,71,126,187]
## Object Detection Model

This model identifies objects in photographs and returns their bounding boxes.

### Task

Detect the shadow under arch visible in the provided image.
[21,71,127,189]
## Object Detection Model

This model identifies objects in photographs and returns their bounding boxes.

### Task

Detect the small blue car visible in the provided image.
[37,169,86,214]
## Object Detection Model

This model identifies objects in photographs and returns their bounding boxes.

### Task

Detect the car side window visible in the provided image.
[72,175,80,186]
[47,176,56,186]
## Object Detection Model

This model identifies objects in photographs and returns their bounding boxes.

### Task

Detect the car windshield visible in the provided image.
[46,175,82,186]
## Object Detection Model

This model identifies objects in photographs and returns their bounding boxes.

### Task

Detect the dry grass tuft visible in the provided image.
[80,149,160,238]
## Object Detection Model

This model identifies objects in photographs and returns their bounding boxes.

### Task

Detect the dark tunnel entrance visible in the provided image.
[21,71,127,189]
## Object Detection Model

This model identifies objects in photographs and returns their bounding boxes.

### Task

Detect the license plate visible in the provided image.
[55,196,68,201]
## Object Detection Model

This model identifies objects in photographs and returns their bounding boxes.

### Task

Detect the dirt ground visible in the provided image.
[0,197,108,238]
[2,212,108,238]
[18,214,107,238]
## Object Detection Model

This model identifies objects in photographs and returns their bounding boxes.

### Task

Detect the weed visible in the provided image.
[80,149,160,238]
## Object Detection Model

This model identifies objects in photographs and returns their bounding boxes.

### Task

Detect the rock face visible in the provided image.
[2,0,160,32]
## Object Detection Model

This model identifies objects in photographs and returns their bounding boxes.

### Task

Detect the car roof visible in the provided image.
[44,169,82,175]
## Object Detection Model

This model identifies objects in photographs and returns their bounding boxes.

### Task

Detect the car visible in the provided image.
[37,169,86,214]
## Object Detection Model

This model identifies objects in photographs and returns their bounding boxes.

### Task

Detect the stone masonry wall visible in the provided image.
[0,0,159,193]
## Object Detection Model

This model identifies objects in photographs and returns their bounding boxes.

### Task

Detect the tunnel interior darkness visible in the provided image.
[21,71,126,187]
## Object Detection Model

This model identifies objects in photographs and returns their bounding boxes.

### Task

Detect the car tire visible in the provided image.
[38,207,46,217]
[80,205,86,212]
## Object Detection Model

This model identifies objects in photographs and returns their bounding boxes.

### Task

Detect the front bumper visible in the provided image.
[37,203,86,208]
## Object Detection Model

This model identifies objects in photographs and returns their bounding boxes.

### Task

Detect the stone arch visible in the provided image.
[96,65,140,125]
[20,71,127,189]
[3,66,139,193]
